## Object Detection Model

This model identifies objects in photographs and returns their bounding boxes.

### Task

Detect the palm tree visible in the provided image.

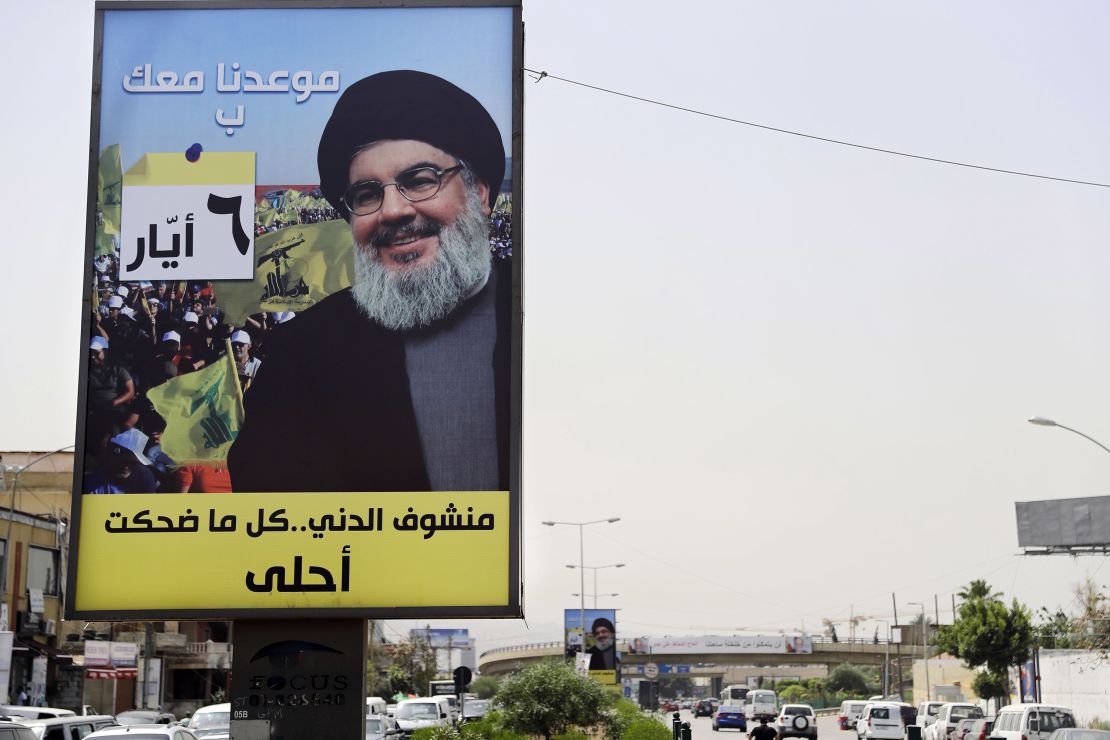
[958,579,1000,602]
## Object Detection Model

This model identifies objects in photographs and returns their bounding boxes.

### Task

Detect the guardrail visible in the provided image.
[479,636,893,660]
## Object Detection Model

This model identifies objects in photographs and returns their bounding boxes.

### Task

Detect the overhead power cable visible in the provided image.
[523,68,1109,189]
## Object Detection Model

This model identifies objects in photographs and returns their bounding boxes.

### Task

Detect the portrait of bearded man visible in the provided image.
[228,70,512,493]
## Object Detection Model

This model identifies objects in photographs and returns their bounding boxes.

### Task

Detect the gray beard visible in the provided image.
[351,187,491,330]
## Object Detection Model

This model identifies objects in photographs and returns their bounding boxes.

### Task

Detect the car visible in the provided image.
[696,701,716,718]
[964,718,996,740]
[953,719,979,740]
[661,701,680,713]
[86,726,199,740]
[745,690,777,723]
[713,705,747,732]
[393,697,452,735]
[116,711,177,726]
[19,716,118,740]
[1047,730,1110,740]
[365,713,398,740]
[0,720,36,740]
[777,704,817,740]
[186,703,229,740]
[990,704,1076,740]
[925,704,985,740]
[840,702,870,731]
[919,702,947,729]
[460,700,490,723]
[0,709,76,721]
[857,702,903,740]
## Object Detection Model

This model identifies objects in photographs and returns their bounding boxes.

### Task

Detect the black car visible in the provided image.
[695,700,715,718]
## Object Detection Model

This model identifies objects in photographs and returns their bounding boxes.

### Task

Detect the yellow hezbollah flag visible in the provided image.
[214,218,353,326]
[146,344,244,463]
[96,144,122,255]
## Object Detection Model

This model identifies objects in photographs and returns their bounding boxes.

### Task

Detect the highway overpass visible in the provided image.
[479,637,901,677]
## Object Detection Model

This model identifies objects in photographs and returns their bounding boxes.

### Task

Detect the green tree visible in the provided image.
[938,580,1034,710]
[826,663,872,695]
[959,580,1000,602]
[971,670,1011,707]
[385,635,438,697]
[494,660,613,740]
[470,675,501,699]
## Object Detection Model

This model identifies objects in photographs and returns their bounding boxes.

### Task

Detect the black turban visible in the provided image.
[317,70,505,219]
[592,617,615,635]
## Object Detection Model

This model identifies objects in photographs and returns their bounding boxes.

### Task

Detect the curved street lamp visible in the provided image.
[1028,416,1110,457]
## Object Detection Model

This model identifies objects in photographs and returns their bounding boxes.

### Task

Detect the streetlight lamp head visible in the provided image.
[615,563,626,568]
[541,521,555,526]
[565,565,577,569]
[606,518,621,523]
[1028,416,1058,427]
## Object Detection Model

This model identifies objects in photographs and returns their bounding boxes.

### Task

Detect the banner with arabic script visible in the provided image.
[74,492,508,613]
[71,2,522,619]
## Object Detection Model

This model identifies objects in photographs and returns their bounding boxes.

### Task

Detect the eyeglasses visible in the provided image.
[342,163,463,216]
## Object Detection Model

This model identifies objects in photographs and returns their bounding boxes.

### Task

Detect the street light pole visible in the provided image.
[1028,417,1110,456]
[542,519,620,656]
[566,563,625,610]
[907,601,930,701]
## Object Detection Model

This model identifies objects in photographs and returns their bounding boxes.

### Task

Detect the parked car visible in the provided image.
[19,716,118,740]
[918,702,947,729]
[696,701,716,718]
[953,719,979,740]
[857,703,904,740]
[964,718,996,740]
[0,709,75,721]
[187,703,229,740]
[776,704,817,740]
[394,697,452,736]
[461,700,490,723]
[925,704,985,740]
[116,711,177,725]
[990,704,1076,740]
[661,701,680,713]
[365,713,398,740]
[0,721,36,740]
[1047,730,1110,740]
[840,701,870,731]
[712,705,747,732]
[86,726,199,740]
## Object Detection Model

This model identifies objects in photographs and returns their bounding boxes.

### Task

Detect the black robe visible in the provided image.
[227,259,512,492]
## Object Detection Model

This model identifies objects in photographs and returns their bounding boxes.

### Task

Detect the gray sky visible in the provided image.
[4,1,1110,655]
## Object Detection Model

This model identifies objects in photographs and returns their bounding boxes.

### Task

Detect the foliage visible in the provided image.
[385,635,439,697]
[971,670,1011,704]
[471,675,501,699]
[937,580,1034,675]
[458,710,526,740]
[494,659,613,740]
[1034,579,1110,656]
[602,698,645,740]
[622,717,672,740]
[959,580,1000,601]
[826,663,873,694]
[551,733,590,740]
[412,726,462,740]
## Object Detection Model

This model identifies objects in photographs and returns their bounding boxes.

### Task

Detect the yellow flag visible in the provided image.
[213,218,354,326]
[96,144,122,255]
[146,345,245,464]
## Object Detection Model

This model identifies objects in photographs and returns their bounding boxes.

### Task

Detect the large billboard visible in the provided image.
[564,608,620,686]
[1015,496,1110,551]
[640,635,813,655]
[68,1,523,620]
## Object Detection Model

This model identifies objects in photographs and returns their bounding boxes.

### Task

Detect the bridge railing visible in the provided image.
[479,636,891,660]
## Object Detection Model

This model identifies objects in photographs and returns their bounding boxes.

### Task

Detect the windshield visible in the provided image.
[463,701,489,715]
[952,707,984,721]
[720,706,743,714]
[117,714,156,725]
[785,707,812,716]
[1037,711,1076,733]
[752,692,774,701]
[193,710,231,729]
[396,703,439,720]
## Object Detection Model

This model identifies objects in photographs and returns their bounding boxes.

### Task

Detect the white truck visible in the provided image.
[924,703,984,740]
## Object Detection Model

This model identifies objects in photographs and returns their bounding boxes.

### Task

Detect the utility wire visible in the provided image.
[523,68,1110,189]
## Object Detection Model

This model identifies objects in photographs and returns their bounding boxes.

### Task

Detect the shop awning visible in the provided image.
[85,667,138,680]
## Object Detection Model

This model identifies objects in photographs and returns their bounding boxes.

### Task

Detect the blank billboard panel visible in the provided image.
[1015,496,1110,548]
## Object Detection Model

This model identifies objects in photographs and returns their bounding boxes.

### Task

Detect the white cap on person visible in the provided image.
[119,306,136,320]
[110,428,152,466]
[183,311,199,324]
[162,330,181,344]
[107,296,124,309]
[89,336,109,351]
[231,330,251,345]
[116,286,130,298]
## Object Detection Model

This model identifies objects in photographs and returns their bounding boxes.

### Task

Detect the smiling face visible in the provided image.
[347,139,490,273]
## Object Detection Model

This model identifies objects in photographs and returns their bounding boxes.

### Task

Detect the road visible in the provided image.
[665,710,849,738]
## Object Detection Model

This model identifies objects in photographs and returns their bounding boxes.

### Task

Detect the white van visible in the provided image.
[918,702,946,728]
[990,704,1075,740]
[745,690,777,721]
[857,703,904,740]
[925,703,984,740]
[366,697,387,716]
[839,701,870,731]
[394,697,452,734]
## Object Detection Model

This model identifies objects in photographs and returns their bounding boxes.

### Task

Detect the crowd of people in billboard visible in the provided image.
[83,198,512,495]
